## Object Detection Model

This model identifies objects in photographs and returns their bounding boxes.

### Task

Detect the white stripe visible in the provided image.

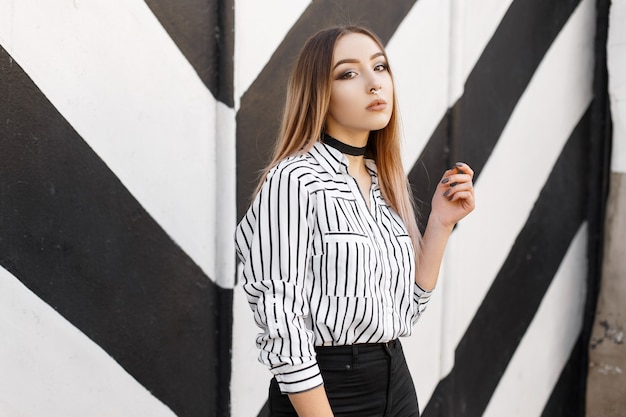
[608,0,626,173]
[0,1,220,284]
[215,102,238,287]
[387,0,514,169]
[404,0,596,403]
[483,223,587,417]
[0,267,177,417]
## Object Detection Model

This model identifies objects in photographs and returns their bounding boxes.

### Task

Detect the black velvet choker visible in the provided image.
[322,133,367,156]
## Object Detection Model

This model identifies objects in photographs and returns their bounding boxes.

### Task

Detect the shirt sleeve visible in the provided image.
[235,165,322,394]
[411,283,433,326]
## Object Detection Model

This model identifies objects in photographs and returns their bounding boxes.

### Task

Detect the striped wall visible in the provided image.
[0,1,616,416]
[0,1,233,416]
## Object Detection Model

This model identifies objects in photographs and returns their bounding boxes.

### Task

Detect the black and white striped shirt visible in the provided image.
[235,141,432,394]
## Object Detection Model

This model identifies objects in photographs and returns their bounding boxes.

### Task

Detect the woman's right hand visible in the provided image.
[429,162,475,230]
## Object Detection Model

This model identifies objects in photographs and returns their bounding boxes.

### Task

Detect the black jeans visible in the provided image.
[268,339,419,417]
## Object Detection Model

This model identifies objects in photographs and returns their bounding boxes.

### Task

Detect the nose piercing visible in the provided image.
[370,87,381,95]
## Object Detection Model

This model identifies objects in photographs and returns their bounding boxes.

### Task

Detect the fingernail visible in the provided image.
[441,178,450,184]
[455,162,463,167]
[450,182,458,187]
[443,189,451,197]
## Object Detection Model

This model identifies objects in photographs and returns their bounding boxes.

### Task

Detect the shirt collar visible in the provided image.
[311,141,347,175]
[311,141,378,182]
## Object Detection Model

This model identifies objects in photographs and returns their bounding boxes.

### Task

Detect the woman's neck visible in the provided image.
[324,129,369,148]
[345,154,367,172]
[322,132,368,157]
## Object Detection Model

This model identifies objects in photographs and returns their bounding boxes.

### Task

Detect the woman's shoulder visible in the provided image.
[267,150,326,184]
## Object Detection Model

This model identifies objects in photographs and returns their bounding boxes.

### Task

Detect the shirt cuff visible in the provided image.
[414,282,433,299]
[412,283,433,323]
[272,360,324,394]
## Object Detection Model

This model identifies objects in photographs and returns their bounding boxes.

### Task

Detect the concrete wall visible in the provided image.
[586,0,626,415]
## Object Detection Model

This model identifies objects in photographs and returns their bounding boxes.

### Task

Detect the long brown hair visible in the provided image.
[257,25,422,254]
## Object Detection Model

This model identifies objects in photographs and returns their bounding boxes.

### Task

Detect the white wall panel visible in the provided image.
[215,102,238,287]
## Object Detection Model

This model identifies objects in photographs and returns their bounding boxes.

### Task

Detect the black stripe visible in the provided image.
[408,0,582,228]
[422,106,591,417]
[545,1,613,415]
[236,0,417,218]
[0,47,229,417]
[144,0,234,107]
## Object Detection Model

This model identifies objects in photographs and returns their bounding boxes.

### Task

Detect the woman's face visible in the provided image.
[326,32,394,142]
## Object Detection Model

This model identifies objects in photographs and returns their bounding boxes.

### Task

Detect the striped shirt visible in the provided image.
[235,141,432,394]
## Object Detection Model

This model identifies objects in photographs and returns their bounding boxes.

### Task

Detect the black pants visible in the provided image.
[268,339,419,417]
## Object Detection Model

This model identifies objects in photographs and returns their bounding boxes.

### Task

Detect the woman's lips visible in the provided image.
[367,99,387,111]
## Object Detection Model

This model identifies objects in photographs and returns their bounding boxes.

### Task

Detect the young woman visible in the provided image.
[235,26,475,417]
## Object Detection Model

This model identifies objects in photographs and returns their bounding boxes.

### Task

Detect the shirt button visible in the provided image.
[345,364,351,370]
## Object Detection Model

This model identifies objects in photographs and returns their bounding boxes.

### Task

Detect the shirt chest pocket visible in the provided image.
[312,232,376,298]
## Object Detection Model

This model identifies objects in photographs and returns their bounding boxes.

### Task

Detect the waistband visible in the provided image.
[315,339,400,355]
[313,340,402,371]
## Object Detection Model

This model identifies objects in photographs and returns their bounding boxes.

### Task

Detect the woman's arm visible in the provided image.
[288,386,334,417]
[236,164,326,395]
[416,162,475,290]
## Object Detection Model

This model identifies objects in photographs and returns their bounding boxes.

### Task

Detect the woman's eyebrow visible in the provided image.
[333,51,385,69]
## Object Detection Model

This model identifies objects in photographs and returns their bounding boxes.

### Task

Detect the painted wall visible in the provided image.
[0,0,618,416]
[0,1,234,416]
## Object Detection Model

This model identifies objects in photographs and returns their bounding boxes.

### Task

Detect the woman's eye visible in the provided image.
[374,63,388,72]
[338,71,357,80]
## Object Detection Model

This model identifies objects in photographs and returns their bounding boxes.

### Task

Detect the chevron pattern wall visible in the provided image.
[0,1,610,416]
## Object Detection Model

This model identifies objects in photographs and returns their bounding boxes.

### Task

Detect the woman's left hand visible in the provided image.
[430,162,475,230]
